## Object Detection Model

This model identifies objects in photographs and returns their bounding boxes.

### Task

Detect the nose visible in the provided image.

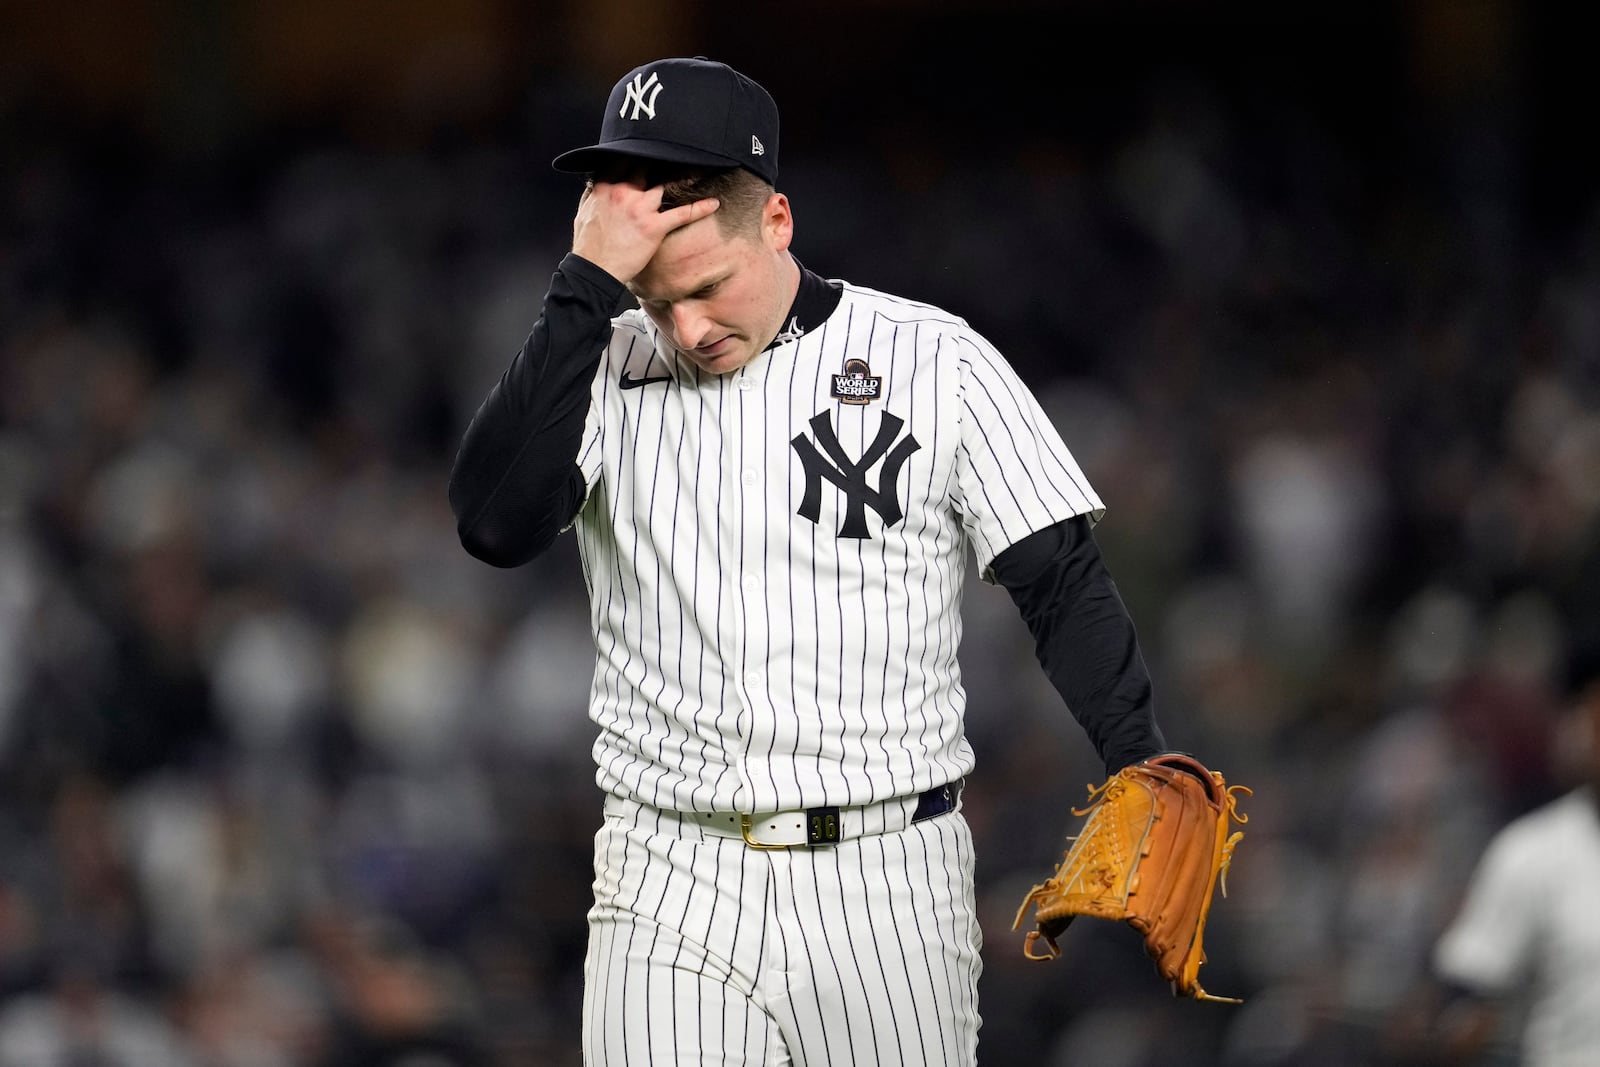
[669,304,711,349]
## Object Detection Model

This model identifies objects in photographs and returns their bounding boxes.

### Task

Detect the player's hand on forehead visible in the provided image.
[572,166,719,286]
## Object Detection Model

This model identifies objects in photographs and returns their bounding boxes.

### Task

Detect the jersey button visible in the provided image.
[741,469,759,486]
[745,670,762,685]
[737,377,756,391]
[742,574,759,590]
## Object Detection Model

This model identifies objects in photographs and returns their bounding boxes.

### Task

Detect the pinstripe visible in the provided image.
[944,818,982,1053]
[686,373,721,811]
[883,322,917,763]
[661,387,696,807]
[640,867,662,1065]
[865,833,928,1066]
[732,365,755,803]
[595,344,642,796]
[891,829,947,1066]
[875,318,913,775]
[792,854,848,1067]
[662,833,698,1062]
[779,339,804,777]
[706,372,741,808]
[909,320,953,767]
[641,357,675,808]
[802,315,826,793]
[617,381,651,801]
[619,811,661,1063]
[828,845,881,1065]
[686,378,715,809]
[951,353,1012,556]
[745,358,784,804]
[826,300,858,806]
[587,810,629,1064]
[966,334,1097,506]
[851,839,903,1066]
[959,336,1083,518]
[584,820,613,1060]
[608,785,643,1065]
[926,822,963,1061]
[720,844,736,1062]
[957,344,1043,525]
[757,851,792,1066]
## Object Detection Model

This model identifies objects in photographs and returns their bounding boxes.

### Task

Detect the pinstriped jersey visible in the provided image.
[572,278,1103,813]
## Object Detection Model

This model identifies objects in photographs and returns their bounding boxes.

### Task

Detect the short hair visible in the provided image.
[589,160,773,239]
[658,168,772,238]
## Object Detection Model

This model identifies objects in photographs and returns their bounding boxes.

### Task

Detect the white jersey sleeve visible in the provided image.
[1433,790,1600,1067]
[951,332,1104,578]
[1433,815,1543,993]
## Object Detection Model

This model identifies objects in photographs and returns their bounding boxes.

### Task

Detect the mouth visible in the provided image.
[689,337,740,365]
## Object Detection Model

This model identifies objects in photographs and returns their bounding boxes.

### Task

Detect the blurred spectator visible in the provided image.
[0,970,195,1067]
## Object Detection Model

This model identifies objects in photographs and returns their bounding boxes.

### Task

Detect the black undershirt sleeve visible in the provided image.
[989,515,1167,774]
[448,253,624,567]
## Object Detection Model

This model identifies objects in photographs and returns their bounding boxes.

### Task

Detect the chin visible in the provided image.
[692,347,751,375]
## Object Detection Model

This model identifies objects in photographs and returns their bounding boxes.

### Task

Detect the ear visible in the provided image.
[763,192,794,252]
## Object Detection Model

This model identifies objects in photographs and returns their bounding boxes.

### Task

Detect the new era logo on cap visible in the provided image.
[552,57,780,186]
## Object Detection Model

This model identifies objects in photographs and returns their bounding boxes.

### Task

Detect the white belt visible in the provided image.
[603,782,960,849]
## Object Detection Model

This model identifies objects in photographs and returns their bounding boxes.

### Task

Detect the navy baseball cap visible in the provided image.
[552,57,779,185]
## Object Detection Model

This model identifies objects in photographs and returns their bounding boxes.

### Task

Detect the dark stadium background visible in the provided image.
[2,2,1595,1063]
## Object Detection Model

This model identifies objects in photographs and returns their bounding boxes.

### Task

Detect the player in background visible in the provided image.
[1420,653,1600,1067]
[448,56,1196,1065]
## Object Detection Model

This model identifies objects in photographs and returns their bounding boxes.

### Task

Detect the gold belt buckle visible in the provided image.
[740,813,791,850]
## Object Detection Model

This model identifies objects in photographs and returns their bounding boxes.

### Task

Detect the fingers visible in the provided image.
[582,177,662,216]
[569,181,661,281]
[659,196,720,232]
[588,178,717,231]
[571,182,720,284]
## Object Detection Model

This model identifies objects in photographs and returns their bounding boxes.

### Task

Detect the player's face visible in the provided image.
[630,194,797,376]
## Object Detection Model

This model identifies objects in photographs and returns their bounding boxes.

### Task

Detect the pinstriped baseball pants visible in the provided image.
[583,798,982,1066]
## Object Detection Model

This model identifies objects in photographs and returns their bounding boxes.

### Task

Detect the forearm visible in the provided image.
[448,253,623,566]
[991,516,1166,772]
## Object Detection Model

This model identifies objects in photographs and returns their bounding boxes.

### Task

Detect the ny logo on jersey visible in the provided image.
[620,72,664,120]
[791,411,921,539]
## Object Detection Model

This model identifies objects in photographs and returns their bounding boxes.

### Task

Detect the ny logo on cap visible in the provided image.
[620,72,664,120]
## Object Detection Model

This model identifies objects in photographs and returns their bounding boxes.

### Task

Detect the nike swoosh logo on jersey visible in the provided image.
[619,370,672,389]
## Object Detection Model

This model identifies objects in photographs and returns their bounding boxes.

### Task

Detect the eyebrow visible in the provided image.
[629,270,730,305]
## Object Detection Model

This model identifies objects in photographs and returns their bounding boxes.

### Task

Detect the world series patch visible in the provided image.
[831,358,882,405]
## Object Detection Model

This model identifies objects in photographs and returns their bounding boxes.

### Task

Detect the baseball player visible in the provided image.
[1419,658,1600,1066]
[449,57,1174,1065]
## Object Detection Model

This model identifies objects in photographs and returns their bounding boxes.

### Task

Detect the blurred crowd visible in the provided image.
[5,52,1600,1067]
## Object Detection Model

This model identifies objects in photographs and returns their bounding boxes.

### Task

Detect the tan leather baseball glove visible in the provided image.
[1011,753,1250,1003]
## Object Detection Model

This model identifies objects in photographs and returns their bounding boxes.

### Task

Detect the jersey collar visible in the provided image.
[763,256,843,353]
